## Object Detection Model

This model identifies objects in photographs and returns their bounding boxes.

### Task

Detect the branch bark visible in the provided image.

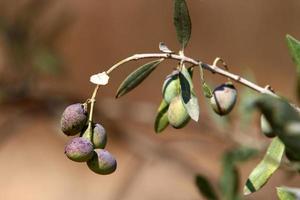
[103,52,299,112]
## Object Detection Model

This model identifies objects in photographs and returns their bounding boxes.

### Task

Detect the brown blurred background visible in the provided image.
[0,0,300,199]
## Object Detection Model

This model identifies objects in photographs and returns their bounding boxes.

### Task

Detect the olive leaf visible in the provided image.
[173,0,191,49]
[198,63,212,98]
[116,59,164,98]
[179,65,200,121]
[286,35,300,69]
[277,187,300,200]
[220,147,257,200]
[220,159,240,200]
[195,175,219,200]
[202,82,213,98]
[154,99,169,133]
[286,34,300,100]
[243,137,285,195]
[225,147,258,163]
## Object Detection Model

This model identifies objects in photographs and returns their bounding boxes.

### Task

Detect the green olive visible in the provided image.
[162,70,180,104]
[167,95,190,128]
[91,123,107,149]
[82,123,107,149]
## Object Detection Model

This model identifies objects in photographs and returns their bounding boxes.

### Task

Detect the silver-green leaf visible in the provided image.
[179,65,199,121]
[116,59,164,98]
[173,0,191,49]
[202,82,213,98]
[243,137,285,195]
[286,35,300,69]
[277,187,300,200]
[286,34,300,100]
[220,147,257,200]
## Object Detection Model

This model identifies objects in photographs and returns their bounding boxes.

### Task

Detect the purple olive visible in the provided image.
[87,149,117,175]
[65,137,93,162]
[61,103,88,136]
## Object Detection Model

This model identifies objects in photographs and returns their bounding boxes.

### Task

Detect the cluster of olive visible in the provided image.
[61,103,117,175]
[162,70,190,128]
[161,68,238,129]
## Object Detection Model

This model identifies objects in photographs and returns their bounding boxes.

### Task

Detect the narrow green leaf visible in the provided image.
[220,147,256,200]
[226,147,258,164]
[195,175,219,200]
[202,82,213,98]
[179,65,199,121]
[154,99,169,133]
[277,187,299,200]
[116,59,164,98]
[243,137,285,195]
[173,0,191,48]
[286,34,300,100]
[220,163,240,200]
[179,71,191,103]
[286,35,300,69]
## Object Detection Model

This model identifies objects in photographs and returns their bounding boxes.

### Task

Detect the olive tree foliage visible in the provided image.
[60,0,300,199]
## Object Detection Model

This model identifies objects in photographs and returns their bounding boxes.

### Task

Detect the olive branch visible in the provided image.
[61,0,300,199]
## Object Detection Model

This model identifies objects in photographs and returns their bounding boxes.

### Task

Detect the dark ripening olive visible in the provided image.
[87,149,117,175]
[64,137,94,162]
[61,103,88,136]
[210,82,237,116]
[162,70,180,104]
[260,115,276,138]
[167,95,190,128]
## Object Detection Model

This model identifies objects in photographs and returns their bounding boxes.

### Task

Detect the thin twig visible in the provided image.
[105,53,272,95]
[87,85,99,130]
[104,52,300,111]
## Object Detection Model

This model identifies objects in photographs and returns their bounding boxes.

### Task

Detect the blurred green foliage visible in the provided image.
[195,147,257,200]
[0,0,72,101]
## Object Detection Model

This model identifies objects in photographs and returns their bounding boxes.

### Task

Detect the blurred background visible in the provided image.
[0,0,300,199]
